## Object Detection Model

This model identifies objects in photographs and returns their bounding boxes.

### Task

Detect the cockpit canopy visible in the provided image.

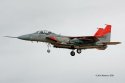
[35,30,53,35]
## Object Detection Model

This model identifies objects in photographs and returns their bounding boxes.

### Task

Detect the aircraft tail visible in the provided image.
[94,25,111,42]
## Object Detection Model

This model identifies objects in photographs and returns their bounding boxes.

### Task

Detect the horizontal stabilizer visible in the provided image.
[102,42,121,45]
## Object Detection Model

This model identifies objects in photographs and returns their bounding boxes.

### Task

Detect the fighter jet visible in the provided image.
[5,24,121,56]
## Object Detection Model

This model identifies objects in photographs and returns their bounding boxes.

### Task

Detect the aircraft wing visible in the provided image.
[53,43,101,49]
[69,36,99,42]
[46,36,99,45]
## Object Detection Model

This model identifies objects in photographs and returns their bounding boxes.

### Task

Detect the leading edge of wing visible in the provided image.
[68,36,99,42]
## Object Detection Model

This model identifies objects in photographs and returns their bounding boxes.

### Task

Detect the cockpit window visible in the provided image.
[35,30,52,35]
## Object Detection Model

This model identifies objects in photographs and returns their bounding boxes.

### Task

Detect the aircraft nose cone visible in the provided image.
[18,34,31,40]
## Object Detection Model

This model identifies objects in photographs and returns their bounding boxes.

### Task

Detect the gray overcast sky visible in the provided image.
[0,0,125,83]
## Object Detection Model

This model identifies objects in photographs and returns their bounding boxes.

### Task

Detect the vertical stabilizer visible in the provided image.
[95,25,111,43]
[94,28,104,37]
